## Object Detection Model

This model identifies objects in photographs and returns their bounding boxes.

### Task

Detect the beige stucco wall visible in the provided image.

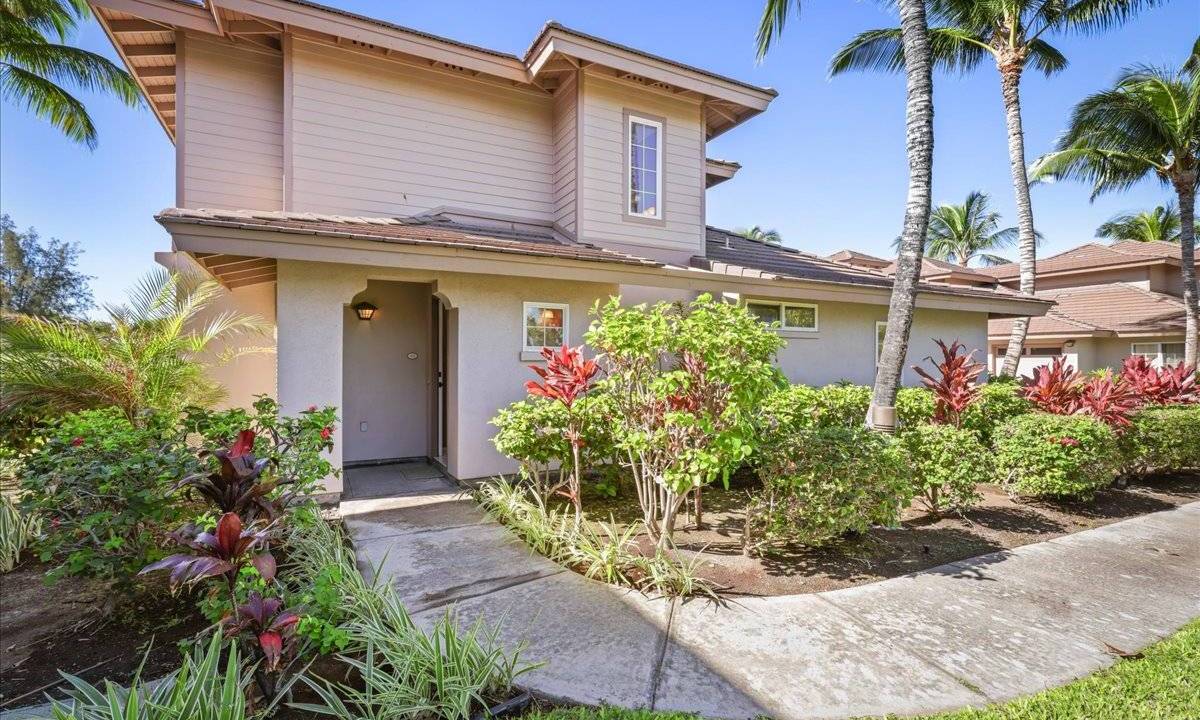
[986,334,1188,376]
[342,280,432,464]
[768,303,990,387]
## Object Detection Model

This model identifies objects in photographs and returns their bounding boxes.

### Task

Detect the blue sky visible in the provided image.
[0,0,1193,309]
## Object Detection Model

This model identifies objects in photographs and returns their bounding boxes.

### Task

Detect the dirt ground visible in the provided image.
[0,565,210,708]
[580,471,1200,597]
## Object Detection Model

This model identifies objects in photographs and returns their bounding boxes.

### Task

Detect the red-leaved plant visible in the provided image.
[525,344,599,520]
[1021,357,1082,414]
[1120,356,1198,405]
[175,430,290,522]
[139,512,275,599]
[911,340,984,427]
[223,591,301,705]
[1075,371,1140,430]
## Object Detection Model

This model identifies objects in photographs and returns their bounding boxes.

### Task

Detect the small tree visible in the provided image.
[586,295,784,547]
[523,344,598,521]
[0,214,92,317]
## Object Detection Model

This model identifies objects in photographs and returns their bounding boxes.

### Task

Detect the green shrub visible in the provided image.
[962,380,1031,447]
[896,387,936,432]
[813,383,871,428]
[183,396,339,497]
[746,426,912,548]
[1118,405,1200,474]
[995,414,1120,499]
[899,424,989,513]
[19,408,199,584]
[0,493,40,573]
[490,392,618,500]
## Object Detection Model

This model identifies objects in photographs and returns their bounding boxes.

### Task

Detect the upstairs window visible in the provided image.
[627,115,662,219]
[523,302,568,351]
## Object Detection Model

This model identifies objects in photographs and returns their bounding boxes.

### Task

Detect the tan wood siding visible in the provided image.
[180,33,283,210]
[578,74,705,262]
[289,39,556,219]
[552,73,578,235]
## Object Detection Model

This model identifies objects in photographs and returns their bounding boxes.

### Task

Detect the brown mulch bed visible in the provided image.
[0,564,211,709]
[582,471,1200,597]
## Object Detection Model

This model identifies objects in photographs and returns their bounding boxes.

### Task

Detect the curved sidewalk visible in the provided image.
[343,479,1200,720]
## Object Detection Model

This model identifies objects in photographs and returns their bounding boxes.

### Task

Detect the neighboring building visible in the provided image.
[980,242,1195,376]
[94,0,1047,493]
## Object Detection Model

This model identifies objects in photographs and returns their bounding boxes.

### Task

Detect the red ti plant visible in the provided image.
[175,430,293,522]
[525,344,599,520]
[223,592,301,703]
[911,340,984,426]
[1021,357,1082,414]
[1075,371,1140,431]
[1120,356,1198,405]
[139,512,275,602]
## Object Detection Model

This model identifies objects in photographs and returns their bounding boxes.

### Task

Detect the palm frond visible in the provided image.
[0,63,96,147]
[1054,0,1169,37]
[1027,38,1068,77]
[830,26,991,77]
[756,0,799,60]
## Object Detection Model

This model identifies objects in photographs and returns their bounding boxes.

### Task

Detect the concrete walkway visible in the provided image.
[342,465,1200,720]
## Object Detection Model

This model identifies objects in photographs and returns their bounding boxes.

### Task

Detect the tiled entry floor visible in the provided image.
[342,461,452,500]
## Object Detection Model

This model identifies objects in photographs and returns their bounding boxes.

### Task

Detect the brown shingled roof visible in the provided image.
[978,241,1188,280]
[156,208,663,268]
[988,283,1186,338]
[703,228,1041,304]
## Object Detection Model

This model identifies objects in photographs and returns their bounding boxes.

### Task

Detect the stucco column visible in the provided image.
[276,260,366,496]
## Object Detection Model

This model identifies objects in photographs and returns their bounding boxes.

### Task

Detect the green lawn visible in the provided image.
[523,619,1200,720]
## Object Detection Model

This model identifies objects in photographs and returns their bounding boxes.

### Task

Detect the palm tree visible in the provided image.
[829,1,1163,378]
[1,269,269,422]
[891,190,1027,266]
[1031,54,1199,369]
[759,0,935,433]
[1096,202,1196,243]
[1,0,140,148]
[735,225,783,244]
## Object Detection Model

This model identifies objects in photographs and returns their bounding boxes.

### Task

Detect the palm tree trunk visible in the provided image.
[868,0,935,432]
[997,60,1038,377]
[1176,173,1198,370]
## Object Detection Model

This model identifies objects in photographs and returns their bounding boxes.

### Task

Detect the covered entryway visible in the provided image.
[342,280,439,467]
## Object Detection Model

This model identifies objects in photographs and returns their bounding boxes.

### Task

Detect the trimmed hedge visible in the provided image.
[1118,405,1200,475]
[995,414,1120,499]
[896,387,936,432]
[899,424,989,512]
[747,425,912,548]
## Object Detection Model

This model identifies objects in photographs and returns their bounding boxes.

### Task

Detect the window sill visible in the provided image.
[776,329,820,340]
[621,212,666,228]
[520,350,548,362]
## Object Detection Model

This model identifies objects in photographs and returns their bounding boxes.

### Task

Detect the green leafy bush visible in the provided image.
[19,408,199,583]
[490,392,618,501]
[899,424,988,513]
[1118,405,1200,474]
[813,383,871,428]
[0,492,40,572]
[896,387,936,432]
[746,426,912,549]
[995,414,1120,499]
[183,396,339,497]
[962,380,1032,447]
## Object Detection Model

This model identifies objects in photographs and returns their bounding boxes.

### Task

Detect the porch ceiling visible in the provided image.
[191,251,277,288]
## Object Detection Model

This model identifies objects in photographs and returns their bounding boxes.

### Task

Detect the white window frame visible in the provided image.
[626,114,663,219]
[1131,341,1186,367]
[746,300,819,332]
[875,321,888,367]
[522,301,569,352]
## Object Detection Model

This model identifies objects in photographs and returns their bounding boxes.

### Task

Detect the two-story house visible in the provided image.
[979,242,1196,376]
[92,0,1048,494]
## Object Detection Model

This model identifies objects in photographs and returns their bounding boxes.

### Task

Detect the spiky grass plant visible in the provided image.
[48,633,250,720]
[0,492,39,572]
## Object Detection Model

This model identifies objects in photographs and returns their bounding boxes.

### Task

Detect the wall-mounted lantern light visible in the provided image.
[354,302,378,321]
